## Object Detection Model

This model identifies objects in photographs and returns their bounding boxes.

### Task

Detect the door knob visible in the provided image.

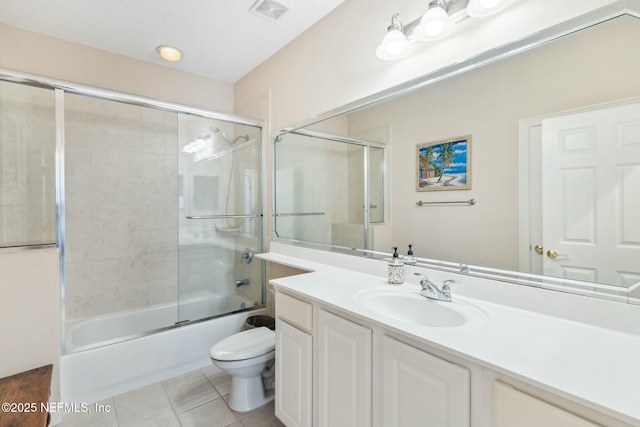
[546,250,567,259]
[534,245,543,255]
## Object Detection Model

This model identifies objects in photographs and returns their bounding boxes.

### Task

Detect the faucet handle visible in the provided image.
[441,280,459,299]
[414,273,430,289]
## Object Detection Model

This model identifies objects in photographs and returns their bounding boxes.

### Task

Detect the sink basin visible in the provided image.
[354,288,487,328]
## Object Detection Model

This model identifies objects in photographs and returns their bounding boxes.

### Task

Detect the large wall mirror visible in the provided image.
[273,5,640,304]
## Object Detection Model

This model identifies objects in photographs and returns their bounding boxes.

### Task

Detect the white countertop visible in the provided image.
[259,246,640,425]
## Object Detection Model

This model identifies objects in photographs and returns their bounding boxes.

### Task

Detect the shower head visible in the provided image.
[211,127,233,146]
[211,127,249,146]
[232,135,250,144]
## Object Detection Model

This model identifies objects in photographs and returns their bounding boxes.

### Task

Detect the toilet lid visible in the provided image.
[210,327,275,361]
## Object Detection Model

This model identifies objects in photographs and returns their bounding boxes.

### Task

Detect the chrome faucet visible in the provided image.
[235,279,250,288]
[414,273,458,302]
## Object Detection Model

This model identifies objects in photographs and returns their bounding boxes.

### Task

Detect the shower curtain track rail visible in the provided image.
[0,68,263,128]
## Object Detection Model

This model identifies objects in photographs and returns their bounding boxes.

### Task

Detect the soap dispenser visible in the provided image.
[388,247,404,285]
[404,244,417,265]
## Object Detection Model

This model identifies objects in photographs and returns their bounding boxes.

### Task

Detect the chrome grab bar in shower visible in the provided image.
[274,212,325,217]
[186,214,262,219]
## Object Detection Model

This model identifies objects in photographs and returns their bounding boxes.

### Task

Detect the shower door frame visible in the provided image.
[0,67,265,354]
[272,128,387,253]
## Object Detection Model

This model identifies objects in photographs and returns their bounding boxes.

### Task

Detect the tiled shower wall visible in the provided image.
[0,82,56,247]
[64,93,179,320]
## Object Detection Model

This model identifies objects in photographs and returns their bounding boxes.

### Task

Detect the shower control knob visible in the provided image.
[241,248,253,264]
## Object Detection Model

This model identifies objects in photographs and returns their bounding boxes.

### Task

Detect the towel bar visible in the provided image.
[416,199,476,206]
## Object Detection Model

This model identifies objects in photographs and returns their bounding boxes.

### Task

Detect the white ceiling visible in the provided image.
[0,0,346,83]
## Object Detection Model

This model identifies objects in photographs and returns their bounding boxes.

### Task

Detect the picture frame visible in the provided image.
[416,135,471,191]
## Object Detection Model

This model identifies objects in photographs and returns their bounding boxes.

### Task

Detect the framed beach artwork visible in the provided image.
[416,135,471,191]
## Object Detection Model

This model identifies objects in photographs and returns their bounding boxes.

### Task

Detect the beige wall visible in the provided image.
[0,23,233,112]
[0,249,60,409]
[265,262,308,317]
[234,0,620,130]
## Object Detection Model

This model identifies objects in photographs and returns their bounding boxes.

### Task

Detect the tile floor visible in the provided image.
[59,365,284,427]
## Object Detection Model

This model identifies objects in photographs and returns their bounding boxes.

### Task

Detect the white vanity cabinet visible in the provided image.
[492,381,603,427]
[316,309,372,427]
[381,335,470,427]
[275,292,313,427]
[274,289,470,427]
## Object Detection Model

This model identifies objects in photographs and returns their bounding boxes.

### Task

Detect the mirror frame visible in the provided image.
[272,1,640,304]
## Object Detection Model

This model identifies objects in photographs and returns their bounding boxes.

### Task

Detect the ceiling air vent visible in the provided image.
[249,0,290,21]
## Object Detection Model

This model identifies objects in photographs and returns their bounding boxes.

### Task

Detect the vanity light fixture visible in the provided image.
[466,0,514,17]
[157,45,183,62]
[377,0,514,60]
[413,0,455,41]
[376,14,410,60]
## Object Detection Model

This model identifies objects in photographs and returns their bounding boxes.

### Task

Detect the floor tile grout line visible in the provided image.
[159,377,184,427]
[112,395,122,427]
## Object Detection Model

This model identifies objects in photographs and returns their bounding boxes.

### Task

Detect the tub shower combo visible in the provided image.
[0,71,265,402]
[60,90,264,349]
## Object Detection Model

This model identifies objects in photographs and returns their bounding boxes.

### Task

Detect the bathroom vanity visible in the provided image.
[259,244,640,427]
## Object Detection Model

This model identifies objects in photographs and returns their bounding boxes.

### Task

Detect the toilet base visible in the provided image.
[227,374,275,412]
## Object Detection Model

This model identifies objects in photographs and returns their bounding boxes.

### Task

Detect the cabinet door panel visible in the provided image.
[382,335,470,427]
[275,319,312,427]
[493,381,601,427]
[317,309,372,427]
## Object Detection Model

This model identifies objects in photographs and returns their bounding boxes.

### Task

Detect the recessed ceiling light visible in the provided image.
[157,45,182,62]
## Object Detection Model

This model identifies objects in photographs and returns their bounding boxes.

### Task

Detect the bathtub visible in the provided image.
[66,291,257,349]
[61,292,264,405]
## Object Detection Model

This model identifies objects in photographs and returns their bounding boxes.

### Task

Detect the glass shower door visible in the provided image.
[177,114,263,323]
[63,93,180,351]
[273,131,385,252]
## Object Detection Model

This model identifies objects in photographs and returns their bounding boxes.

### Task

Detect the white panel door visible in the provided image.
[316,309,372,427]
[275,319,312,427]
[493,381,601,427]
[381,335,470,427]
[542,102,640,285]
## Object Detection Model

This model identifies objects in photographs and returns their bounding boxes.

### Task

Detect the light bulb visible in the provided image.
[376,27,408,60]
[466,0,514,17]
[423,17,445,37]
[384,30,407,55]
[479,0,501,8]
[157,45,183,62]
[413,6,454,41]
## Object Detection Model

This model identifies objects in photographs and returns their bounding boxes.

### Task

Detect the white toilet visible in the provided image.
[210,326,276,412]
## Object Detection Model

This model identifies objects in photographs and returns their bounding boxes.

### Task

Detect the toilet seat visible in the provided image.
[210,326,275,362]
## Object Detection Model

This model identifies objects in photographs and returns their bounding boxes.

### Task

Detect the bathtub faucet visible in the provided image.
[236,279,250,288]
